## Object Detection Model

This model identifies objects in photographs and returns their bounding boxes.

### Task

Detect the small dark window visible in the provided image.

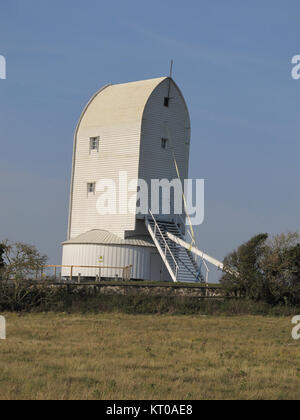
[87,182,96,194]
[161,138,168,149]
[164,97,170,107]
[90,137,99,152]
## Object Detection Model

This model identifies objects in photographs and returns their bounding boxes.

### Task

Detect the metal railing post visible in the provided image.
[147,210,179,283]
[148,210,179,273]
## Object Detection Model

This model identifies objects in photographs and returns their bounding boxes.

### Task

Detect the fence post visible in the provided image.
[70,266,73,282]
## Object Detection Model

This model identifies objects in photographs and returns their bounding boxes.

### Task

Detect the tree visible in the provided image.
[221,233,268,299]
[287,244,300,282]
[260,233,300,304]
[221,232,300,305]
[0,243,5,269]
[0,243,5,280]
[0,240,47,282]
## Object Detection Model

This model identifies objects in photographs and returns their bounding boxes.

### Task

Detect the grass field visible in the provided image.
[0,313,299,400]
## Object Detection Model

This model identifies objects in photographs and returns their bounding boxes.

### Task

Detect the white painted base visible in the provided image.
[61,243,172,281]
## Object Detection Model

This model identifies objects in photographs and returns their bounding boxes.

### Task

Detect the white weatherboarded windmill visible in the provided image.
[62,76,203,282]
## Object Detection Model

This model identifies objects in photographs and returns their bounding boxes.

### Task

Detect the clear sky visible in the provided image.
[0,0,299,282]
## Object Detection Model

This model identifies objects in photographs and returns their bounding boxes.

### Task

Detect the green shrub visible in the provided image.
[0,283,299,316]
[221,232,300,306]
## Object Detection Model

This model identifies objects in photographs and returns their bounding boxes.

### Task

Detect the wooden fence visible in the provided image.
[44,265,133,282]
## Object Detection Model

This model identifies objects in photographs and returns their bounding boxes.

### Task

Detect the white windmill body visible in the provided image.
[62,77,202,282]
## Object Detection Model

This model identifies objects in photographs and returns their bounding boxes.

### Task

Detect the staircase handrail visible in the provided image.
[148,210,179,276]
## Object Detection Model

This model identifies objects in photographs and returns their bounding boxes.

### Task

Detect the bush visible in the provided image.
[221,232,300,305]
[0,283,299,316]
[0,240,47,282]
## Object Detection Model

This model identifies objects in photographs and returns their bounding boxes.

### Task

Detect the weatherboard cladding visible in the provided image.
[61,243,155,279]
[69,77,167,240]
[68,77,190,241]
[139,78,190,217]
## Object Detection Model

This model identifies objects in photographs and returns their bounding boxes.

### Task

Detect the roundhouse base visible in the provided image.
[61,243,172,282]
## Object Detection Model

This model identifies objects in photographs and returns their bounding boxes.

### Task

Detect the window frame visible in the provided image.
[161,138,168,149]
[87,182,96,195]
[164,97,170,107]
[89,136,100,152]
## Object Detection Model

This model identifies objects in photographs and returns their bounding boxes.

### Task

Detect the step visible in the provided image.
[146,215,201,283]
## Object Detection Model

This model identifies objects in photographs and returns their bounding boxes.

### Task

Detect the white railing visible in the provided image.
[146,211,179,282]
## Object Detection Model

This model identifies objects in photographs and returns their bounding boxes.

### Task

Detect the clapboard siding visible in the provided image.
[69,78,167,239]
[139,78,190,220]
[62,243,154,280]
[68,77,190,241]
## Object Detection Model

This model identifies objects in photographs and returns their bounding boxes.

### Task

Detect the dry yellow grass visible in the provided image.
[0,313,299,400]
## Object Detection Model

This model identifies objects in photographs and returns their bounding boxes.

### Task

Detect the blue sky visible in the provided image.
[0,0,299,281]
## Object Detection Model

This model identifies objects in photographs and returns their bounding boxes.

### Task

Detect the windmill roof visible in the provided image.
[63,230,155,247]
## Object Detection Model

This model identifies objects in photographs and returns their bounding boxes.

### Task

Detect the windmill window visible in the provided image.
[164,97,170,107]
[87,183,96,194]
[90,137,99,152]
[161,138,168,149]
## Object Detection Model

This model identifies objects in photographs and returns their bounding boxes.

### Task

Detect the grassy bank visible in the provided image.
[0,313,299,400]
